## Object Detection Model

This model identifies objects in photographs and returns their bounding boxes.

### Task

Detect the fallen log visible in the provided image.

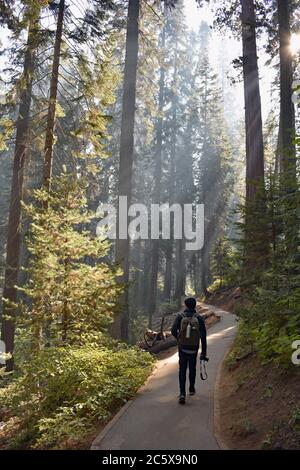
[146,334,177,354]
[139,311,221,354]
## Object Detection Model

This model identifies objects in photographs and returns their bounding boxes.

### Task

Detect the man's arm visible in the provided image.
[171,313,182,339]
[198,315,207,357]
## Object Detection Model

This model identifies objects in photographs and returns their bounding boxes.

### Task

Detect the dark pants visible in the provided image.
[178,349,198,396]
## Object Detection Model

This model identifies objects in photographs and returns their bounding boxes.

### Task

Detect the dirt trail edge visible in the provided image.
[91,305,236,450]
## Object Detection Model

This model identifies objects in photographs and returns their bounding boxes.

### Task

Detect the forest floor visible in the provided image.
[211,287,300,450]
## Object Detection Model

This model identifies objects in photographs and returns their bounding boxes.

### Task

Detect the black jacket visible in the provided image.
[171,308,207,355]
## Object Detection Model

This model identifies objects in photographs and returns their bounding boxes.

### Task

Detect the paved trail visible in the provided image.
[91,305,236,450]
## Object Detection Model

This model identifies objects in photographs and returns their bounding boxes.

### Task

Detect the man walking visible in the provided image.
[171,297,208,404]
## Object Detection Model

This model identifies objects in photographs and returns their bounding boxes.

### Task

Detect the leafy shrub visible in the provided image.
[0,344,154,448]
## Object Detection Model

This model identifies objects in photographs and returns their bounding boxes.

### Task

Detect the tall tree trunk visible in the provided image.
[1,11,40,371]
[277,0,298,254]
[141,242,151,311]
[175,238,185,307]
[163,243,173,301]
[275,114,282,175]
[174,66,196,306]
[137,242,144,311]
[201,221,214,298]
[114,0,140,340]
[174,162,184,306]
[163,39,178,303]
[201,259,209,299]
[42,0,65,191]
[148,20,166,327]
[133,238,143,309]
[193,252,201,296]
[277,0,296,182]
[241,0,264,201]
[241,0,266,270]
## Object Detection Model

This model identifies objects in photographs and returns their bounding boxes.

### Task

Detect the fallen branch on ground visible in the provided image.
[138,311,221,354]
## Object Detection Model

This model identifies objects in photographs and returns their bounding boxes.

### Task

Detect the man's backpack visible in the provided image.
[178,313,200,348]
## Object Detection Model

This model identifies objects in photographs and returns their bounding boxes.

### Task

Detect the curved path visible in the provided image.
[91,305,236,450]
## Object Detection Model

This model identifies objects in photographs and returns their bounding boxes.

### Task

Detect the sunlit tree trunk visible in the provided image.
[277,0,298,254]
[141,242,151,311]
[148,20,166,327]
[114,0,140,340]
[174,63,196,306]
[277,0,296,181]
[42,0,65,192]
[275,115,282,176]
[163,38,178,303]
[201,221,214,299]
[193,252,201,296]
[1,9,40,371]
[201,261,209,298]
[132,238,143,308]
[163,243,173,301]
[174,167,185,307]
[175,238,185,307]
[241,0,264,202]
[241,0,266,270]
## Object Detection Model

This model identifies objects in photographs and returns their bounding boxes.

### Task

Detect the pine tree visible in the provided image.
[19,173,122,352]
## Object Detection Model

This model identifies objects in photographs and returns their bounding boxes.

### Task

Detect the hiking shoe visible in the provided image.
[178,394,186,405]
[189,387,196,396]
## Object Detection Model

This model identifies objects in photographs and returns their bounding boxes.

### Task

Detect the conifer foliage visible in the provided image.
[19,173,123,352]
